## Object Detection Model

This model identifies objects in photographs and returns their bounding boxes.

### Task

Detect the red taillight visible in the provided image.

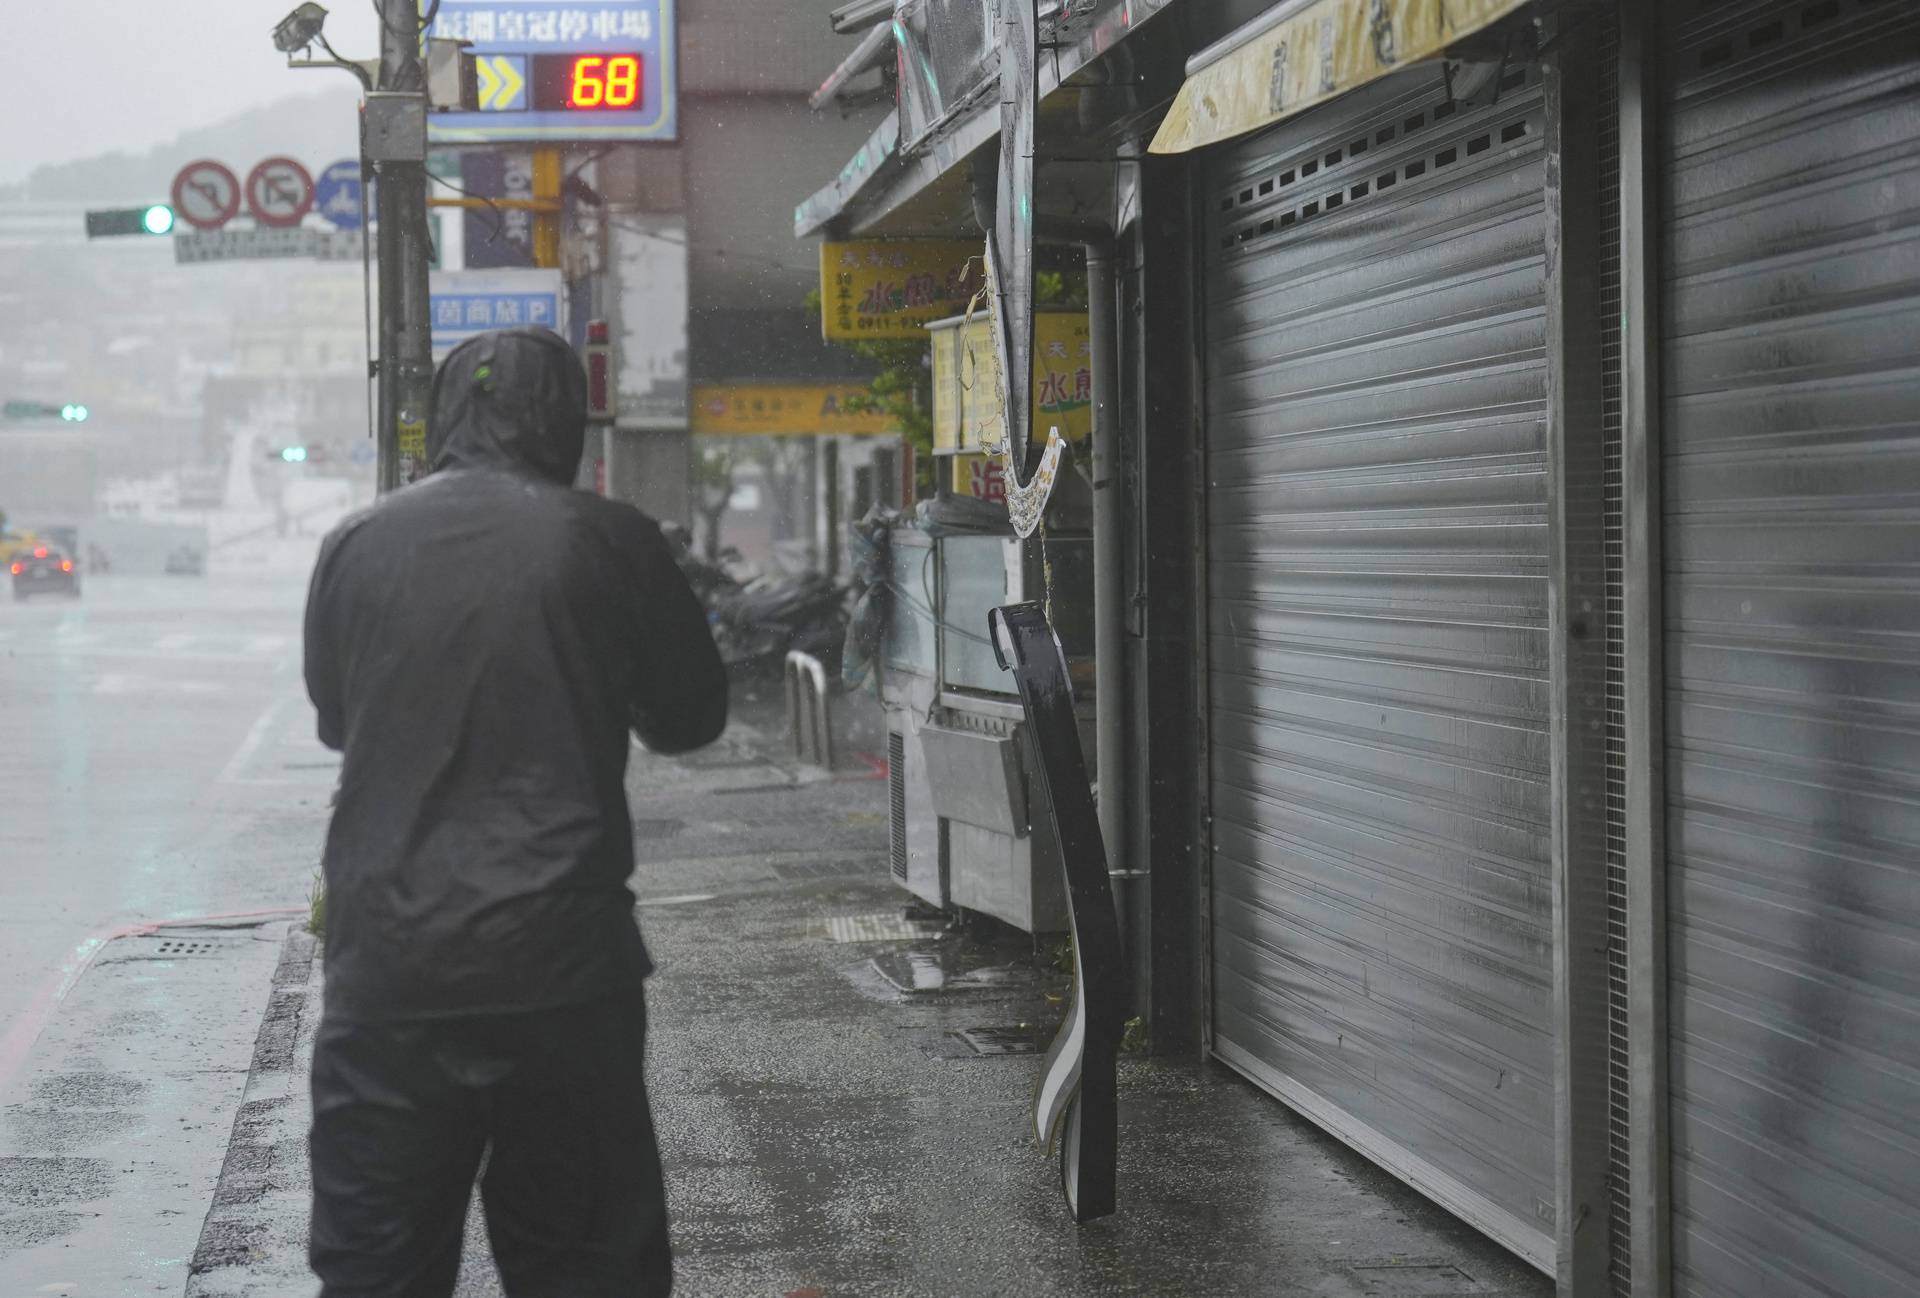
[8,563,19,575]
[60,560,73,572]
[33,547,47,558]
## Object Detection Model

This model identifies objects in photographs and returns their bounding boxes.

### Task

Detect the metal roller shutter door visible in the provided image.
[1202,67,1557,1268]
[1661,2,1920,1294]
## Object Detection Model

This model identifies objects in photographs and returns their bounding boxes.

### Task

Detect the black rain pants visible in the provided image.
[309,985,671,1298]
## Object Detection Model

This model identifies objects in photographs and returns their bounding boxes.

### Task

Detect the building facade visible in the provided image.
[796,2,1920,1295]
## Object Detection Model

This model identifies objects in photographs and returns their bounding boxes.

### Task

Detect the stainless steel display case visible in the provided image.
[879,526,1094,934]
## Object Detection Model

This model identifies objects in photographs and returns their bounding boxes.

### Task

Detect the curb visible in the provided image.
[0,908,304,1100]
[185,927,322,1296]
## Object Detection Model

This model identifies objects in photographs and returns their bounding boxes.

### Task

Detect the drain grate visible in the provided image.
[154,939,221,957]
[771,857,882,882]
[822,913,945,944]
[1347,1261,1489,1295]
[951,1026,1042,1056]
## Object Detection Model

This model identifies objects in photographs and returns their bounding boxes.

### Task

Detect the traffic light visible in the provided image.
[3,400,88,421]
[84,205,175,238]
[279,446,308,463]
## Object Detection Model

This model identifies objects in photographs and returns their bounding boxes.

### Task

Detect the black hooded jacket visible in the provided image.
[304,328,727,1022]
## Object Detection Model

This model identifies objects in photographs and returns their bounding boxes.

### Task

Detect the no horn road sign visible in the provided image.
[246,157,315,228]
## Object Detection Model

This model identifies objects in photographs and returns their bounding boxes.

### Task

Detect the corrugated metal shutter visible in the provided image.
[1202,66,1557,1269]
[1661,2,1920,1294]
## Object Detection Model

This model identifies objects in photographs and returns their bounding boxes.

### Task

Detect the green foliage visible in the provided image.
[1051,938,1074,974]
[1121,1015,1151,1054]
[692,444,735,490]
[307,872,326,938]
[691,446,737,558]
[1034,270,1088,309]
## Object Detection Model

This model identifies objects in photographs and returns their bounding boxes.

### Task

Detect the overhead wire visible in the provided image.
[426,171,508,246]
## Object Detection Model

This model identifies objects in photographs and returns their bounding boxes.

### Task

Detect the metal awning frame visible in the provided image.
[794,0,1181,240]
[810,21,897,112]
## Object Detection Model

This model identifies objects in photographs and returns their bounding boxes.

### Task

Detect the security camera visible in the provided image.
[273,3,330,54]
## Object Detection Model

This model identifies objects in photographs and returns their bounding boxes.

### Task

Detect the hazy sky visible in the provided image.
[0,2,381,184]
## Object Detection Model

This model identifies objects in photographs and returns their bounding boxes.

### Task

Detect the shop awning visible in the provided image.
[1149,0,1532,155]
[810,22,897,111]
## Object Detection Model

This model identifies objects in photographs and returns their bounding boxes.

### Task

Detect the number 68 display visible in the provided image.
[529,53,645,111]
[567,55,640,108]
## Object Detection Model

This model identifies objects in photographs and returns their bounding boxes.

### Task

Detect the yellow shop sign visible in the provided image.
[690,384,897,437]
[929,309,1092,454]
[819,240,985,341]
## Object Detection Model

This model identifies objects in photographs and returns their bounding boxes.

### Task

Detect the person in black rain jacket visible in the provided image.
[302,326,725,1298]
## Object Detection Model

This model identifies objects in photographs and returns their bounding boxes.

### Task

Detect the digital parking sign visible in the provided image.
[427,1,676,144]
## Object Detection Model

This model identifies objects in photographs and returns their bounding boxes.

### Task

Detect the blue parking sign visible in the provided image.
[429,269,565,358]
[315,160,370,230]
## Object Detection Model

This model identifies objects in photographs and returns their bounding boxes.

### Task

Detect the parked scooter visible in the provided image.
[659,524,850,678]
[711,572,850,677]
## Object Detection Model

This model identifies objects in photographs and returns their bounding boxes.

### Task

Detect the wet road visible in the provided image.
[0,559,334,1075]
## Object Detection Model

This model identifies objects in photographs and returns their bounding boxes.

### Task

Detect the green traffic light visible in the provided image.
[281,446,307,463]
[141,205,175,236]
[60,404,88,422]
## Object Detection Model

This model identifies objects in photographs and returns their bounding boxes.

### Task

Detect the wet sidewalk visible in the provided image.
[192,694,1551,1298]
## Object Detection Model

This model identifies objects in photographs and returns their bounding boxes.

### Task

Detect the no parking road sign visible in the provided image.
[246,157,314,228]
[171,160,241,230]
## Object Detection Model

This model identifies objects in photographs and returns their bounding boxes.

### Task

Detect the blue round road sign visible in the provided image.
[315,159,371,230]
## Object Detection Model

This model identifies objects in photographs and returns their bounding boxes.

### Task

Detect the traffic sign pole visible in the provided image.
[372,0,435,492]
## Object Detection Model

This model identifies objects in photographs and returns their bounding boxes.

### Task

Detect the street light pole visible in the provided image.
[371,0,435,491]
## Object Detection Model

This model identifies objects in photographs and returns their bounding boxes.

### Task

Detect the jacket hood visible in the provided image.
[428,327,587,485]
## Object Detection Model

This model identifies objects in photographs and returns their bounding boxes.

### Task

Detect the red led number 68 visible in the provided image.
[571,56,641,108]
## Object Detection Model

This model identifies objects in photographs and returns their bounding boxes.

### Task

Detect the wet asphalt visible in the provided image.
[183,688,1549,1298]
[0,558,336,1056]
[0,559,1549,1296]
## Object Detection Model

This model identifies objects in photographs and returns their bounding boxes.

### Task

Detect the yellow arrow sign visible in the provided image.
[476,55,526,112]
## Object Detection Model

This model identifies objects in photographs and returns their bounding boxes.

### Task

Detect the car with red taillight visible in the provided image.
[10,546,80,600]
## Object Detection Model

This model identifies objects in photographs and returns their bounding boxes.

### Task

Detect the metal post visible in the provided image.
[1130,154,1205,1060]
[374,0,434,491]
[1619,2,1671,1292]
[1545,19,1614,1296]
[531,147,562,268]
[822,439,840,581]
[1087,239,1135,1011]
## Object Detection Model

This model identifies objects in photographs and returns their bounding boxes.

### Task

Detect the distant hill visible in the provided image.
[0,88,363,203]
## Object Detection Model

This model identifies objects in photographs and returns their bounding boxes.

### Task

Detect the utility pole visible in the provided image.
[369,0,435,491]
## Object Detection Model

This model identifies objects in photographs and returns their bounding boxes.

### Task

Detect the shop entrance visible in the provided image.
[1200,65,1558,1270]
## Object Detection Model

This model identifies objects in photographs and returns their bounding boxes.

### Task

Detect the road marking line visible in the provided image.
[218,696,293,785]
